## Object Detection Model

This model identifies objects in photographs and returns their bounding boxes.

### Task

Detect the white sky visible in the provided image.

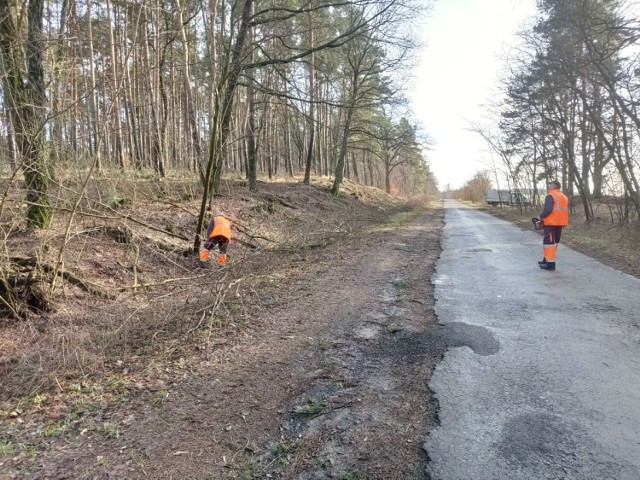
[410,0,537,190]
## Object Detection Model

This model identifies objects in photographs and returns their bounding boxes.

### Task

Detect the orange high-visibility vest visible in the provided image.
[544,189,569,226]
[209,216,231,240]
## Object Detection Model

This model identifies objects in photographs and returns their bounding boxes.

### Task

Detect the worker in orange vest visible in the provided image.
[199,211,231,267]
[538,180,569,271]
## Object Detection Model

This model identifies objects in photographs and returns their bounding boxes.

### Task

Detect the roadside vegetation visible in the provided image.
[0,173,404,396]
[457,1,640,248]
[0,172,440,478]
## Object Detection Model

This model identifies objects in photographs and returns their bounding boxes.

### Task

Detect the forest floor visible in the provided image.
[0,175,444,479]
[2,176,639,480]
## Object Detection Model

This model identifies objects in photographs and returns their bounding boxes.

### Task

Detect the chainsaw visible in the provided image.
[531,217,544,230]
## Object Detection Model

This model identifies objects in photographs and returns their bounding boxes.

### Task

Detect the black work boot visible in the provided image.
[538,258,547,265]
[539,261,556,270]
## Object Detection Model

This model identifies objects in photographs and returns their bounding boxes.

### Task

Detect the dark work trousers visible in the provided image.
[205,235,229,254]
[543,225,563,262]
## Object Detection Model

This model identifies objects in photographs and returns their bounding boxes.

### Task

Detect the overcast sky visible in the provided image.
[410,0,537,190]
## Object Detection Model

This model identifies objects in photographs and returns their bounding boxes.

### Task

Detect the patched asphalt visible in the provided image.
[425,200,640,480]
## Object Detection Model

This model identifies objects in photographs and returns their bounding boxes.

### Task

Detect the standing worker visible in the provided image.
[199,210,231,267]
[538,180,569,271]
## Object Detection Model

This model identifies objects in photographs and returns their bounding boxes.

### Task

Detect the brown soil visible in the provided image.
[0,176,444,479]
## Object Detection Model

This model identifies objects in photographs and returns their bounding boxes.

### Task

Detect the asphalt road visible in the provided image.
[424,200,640,480]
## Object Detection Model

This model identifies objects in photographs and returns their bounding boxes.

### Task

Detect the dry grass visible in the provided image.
[0,172,414,406]
[1,172,440,479]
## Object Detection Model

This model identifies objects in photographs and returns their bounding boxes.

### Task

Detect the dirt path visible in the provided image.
[2,206,443,480]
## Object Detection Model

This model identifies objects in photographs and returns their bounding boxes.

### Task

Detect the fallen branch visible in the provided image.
[60,202,267,249]
[140,235,185,253]
[71,226,133,244]
[188,278,245,340]
[118,272,210,291]
[54,206,189,241]
[407,298,426,305]
[232,224,274,247]
[265,194,297,209]
[270,237,337,252]
[0,277,22,319]
[40,264,115,299]
[120,213,189,241]
[137,189,199,217]
[10,256,115,300]
[233,236,260,249]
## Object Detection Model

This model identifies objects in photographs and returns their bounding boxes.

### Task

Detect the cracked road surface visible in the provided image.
[425,200,640,480]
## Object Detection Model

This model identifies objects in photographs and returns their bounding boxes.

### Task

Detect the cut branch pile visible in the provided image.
[1,255,115,321]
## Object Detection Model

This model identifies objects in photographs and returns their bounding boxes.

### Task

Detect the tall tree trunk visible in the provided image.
[50,0,69,165]
[246,84,258,191]
[245,2,258,192]
[579,76,591,197]
[283,76,294,177]
[86,0,101,171]
[2,99,18,172]
[332,66,358,196]
[211,0,251,190]
[351,151,359,183]
[362,151,368,185]
[205,0,220,174]
[331,101,355,196]
[195,0,253,251]
[69,2,78,154]
[173,0,204,183]
[106,0,125,170]
[0,0,51,228]
[266,105,273,180]
[303,17,315,185]
[142,3,165,176]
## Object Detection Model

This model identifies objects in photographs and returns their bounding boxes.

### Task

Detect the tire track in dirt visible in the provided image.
[256,208,445,479]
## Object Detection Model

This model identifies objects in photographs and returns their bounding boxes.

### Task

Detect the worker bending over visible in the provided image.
[199,211,231,267]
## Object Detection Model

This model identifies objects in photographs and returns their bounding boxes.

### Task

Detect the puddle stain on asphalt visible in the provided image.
[438,322,500,356]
